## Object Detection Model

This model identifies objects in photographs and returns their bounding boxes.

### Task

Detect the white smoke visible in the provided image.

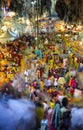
[0,99,37,130]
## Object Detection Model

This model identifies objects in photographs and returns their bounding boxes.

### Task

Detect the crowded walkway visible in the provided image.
[0,29,83,130]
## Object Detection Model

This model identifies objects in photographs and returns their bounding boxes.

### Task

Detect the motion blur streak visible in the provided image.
[70,108,83,130]
[0,99,37,130]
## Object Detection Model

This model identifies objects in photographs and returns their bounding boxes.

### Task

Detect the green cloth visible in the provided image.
[66,76,70,83]
[36,107,44,128]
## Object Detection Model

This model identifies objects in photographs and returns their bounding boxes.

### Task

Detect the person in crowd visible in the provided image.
[49,99,55,109]
[50,100,61,130]
[36,102,44,129]
[43,100,49,112]
[78,61,83,72]
[69,76,77,96]
[47,106,54,130]
[54,78,58,88]
[45,77,53,90]
[40,79,45,91]
[35,47,43,59]
[40,111,48,130]
[60,97,71,130]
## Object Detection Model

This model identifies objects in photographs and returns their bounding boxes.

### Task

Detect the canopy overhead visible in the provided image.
[0,29,19,43]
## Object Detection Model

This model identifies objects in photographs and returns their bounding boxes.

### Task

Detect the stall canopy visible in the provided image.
[0,29,19,43]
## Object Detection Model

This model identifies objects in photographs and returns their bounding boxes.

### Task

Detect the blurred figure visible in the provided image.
[50,100,61,130]
[60,97,71,130]
[36,102,44,129]
[40,111,48,130]
[70,107,83,130]
[0,98,38,130]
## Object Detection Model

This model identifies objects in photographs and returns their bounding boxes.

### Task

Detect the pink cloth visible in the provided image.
[71,79,76,89]
[47,109,53,128]
[47,109,56,130]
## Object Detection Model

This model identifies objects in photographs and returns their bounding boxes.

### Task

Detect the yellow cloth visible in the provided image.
[40,81,44,90]
[49,102,55,108]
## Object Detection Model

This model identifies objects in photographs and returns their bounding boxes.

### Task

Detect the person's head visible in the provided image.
[55,99,61,105]
[62,97,68,107]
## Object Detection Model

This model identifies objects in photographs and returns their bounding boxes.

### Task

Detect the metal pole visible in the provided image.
[36,0,39,45]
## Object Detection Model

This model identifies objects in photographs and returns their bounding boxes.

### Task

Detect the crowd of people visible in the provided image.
[0,29,83,130]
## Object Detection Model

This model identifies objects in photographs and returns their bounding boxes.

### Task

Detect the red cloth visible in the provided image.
[70,88,74,95]
[49,124,56,130]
